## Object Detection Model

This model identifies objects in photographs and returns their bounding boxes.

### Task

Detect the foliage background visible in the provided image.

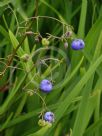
[0,0,102,136]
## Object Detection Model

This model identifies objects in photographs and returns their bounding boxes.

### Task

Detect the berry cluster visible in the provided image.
[24,19,85,125]
[38,38,85,124]
[36,33,85,51]
[24,30,85,51]
[63,30,85,50]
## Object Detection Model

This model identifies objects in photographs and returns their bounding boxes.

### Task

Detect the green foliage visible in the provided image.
[0,0,102,136]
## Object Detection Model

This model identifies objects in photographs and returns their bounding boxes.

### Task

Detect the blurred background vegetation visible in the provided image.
[0,0,102,136]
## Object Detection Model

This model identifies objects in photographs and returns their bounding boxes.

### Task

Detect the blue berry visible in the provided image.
[40,79,53,93]
[44,111,54,123]
[71,39,85,50]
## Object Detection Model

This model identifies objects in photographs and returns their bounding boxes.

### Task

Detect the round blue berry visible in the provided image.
[44,111,54,123]
[71,39,85,50]
[40,79,53,93]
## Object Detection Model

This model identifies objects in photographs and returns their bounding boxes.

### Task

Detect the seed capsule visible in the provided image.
[64,42,68,49]
[65,31,72,38]
[42,38,50,46]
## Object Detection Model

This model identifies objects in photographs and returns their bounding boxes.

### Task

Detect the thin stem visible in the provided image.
[46,33,62,40]
[36,16,39,32]
[20,16,68,26]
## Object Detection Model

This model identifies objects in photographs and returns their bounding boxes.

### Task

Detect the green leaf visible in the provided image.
[9,30,25,57]
[27,123,52,136]
[78,0,87,38]
[50,54,102,131]
[0,0,11,7]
